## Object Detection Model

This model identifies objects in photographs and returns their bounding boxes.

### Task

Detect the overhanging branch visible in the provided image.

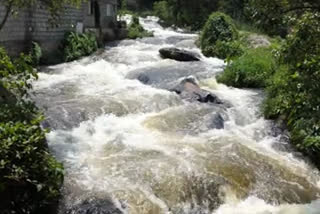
[282,5,320,14]
[0,2,13,31]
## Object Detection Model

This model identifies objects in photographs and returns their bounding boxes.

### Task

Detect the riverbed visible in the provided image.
[32,16,320,214]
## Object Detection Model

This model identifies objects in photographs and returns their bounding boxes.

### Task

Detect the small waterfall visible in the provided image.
[32,16,320,214]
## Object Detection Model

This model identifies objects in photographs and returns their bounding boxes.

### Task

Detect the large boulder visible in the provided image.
[172,77,222,104]
[159,48,201,62]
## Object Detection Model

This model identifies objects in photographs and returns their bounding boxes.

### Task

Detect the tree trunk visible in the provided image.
[0,2,13,31]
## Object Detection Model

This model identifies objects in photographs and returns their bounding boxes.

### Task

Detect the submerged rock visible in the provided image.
[137,73,150,84]
[172,77,223,104]
[159,47,201,62]
[208,113,225,130]
[65,198,122,214]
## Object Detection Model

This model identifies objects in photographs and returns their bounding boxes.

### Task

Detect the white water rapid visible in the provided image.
[32,16,320,214]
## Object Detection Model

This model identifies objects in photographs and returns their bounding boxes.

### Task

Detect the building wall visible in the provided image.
[31,4,85,58]
[0,0,118,57]
[127,0,139,10]
[0,4,31,55]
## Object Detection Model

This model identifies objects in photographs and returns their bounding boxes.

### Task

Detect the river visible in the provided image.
[32,16,320,214]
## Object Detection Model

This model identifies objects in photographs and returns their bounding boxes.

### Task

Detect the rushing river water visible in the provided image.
[33,16,320,213]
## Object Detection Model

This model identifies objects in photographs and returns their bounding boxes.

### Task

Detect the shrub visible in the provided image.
[200,12,239,59]
[207,39,245,60]
[30,42,42,67]
[217,47,276,88]
[153,1,174,27]
[62,32,98,62]
[127,15,154,39]
[0,47,64,213]
[264,12,320,161]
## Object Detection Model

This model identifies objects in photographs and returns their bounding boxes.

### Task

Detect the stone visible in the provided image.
[137,73,150,84]
[172,77,223,104]
[159,47,201,62]
[65,198,123,214]
[247,34,271,49]
[208,113,224,129]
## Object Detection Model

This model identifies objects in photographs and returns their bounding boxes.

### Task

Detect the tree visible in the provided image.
[156,0,219,30]
[247,0,320,35]
[119,0,127,19]
[0,0,85,31]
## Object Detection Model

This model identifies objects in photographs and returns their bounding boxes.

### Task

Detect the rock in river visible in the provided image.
[159,47,201,62]
[172,77,223,104]
[208,113,225,130]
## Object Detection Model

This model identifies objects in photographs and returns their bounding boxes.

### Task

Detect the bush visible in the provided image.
[62,32,98,62]
[30,42,42,67]
[153,1,174,27]
[127,15,154,39]
[264,12,320,162]
[0,47,63,213]
[207,39,245,60]
[200,12,240,59]
[217,47,276,88]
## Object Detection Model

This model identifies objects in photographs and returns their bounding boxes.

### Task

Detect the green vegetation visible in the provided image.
[264,13,320,159]
[62,32,98,62]
[200,12,242,59]
[30,42,42,67]
[119,0,129,20]
[246,0,320,36]
[127,15,154,39]
[217,47,276,88]
[211,8,320,165]
[149,0,319,36]
[153,1,174,27]
[154,0,220,30]
[0,47,63,213]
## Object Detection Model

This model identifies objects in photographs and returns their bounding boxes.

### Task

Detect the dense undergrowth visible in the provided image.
[264,13,320,161]
[200,13,242,60]
[0,48,63,213]
[217,47,277,88]
[62,32,98,62]
[127,15,153,39]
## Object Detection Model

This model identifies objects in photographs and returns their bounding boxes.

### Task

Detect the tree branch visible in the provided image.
[282,5,320,14]
[0,2,13,31]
